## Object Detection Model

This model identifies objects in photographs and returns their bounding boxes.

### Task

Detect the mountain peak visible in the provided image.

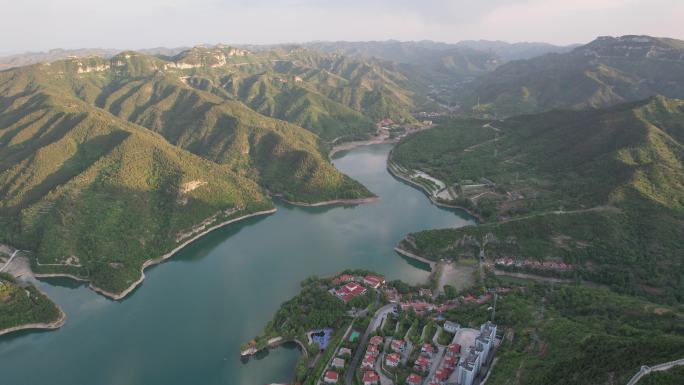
[580,35,684,60]
[170,45,251,68]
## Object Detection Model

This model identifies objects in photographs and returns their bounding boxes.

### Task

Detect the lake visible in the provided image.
[0,143,473,385]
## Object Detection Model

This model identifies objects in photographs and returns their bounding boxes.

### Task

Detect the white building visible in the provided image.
[476,321,497,363]
[456,346,482,385]
[456,321,498,385]
[480,321,497,341]
[444,321,460,334]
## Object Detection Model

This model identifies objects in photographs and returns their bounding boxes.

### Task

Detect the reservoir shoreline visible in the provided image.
[393,246,436,268]
[386,158,484,223]
[35,208,278,301]
[0,143,475,385]
[0,306,67,337]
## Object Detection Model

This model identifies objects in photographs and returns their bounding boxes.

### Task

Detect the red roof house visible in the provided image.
[333,274,354,284]
[334,282,367,302]
[324,370,339,384]
[363,275,385,289]
[391,339,406,352]
[362,354,376,370]
[443,355,457,368]
[421,343,435,356]
[407,373,423,385]
[385,352,401,368]
[362,371,379,385]
[435,367,451,382]
[446,343,461,356]
[414,356,430,372]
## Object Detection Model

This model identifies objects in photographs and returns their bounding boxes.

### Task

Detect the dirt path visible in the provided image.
[492,269,573,284]
[0,249,18,272]
[498,205,619,224]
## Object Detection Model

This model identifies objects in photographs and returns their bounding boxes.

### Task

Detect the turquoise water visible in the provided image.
[0,144,473,385]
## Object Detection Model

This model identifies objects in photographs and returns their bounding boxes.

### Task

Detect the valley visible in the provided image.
[1,33,684,385]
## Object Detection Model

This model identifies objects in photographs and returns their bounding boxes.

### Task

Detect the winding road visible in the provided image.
[345,303,396,385]
[626,358,684,385]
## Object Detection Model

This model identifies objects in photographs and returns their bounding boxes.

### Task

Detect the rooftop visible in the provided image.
[325,370,339,380]
[363,371,379,382]
[386,353,401,363]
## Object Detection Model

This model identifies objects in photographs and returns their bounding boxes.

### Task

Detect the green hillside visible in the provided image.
[0,87,272,293]
[159,46,416,140]
[0,50,375,294]
[457,35,684,117]
[450,282,684,385]
[394,97,684,301]
[0,273,62,331]
[304,40,500,78]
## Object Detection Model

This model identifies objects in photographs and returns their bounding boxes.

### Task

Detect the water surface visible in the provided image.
[0,144,473,385]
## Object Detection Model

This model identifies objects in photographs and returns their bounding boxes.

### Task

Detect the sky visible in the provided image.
[1,0,683,53]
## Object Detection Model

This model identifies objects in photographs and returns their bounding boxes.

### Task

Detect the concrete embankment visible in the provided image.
[241,337,308,358]
[281,197,380,207]
[393,246,436,269]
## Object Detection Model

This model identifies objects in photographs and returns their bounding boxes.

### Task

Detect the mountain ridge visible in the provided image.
[456,35,684,117]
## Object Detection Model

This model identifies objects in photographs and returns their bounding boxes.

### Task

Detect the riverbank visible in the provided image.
[241,336,308,358]
[329,134,395,158]
[0,142,477,385]
[0,302,67,337]
[386,159,484,223]
[35,208,278,301]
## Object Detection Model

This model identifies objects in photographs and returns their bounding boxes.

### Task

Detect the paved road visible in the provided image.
[626,358,684,385]
[345,303,395,385]
[425,346,446,383]
[0,250,18,272]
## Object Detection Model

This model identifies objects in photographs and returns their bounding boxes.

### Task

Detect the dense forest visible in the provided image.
[0,273,61,331]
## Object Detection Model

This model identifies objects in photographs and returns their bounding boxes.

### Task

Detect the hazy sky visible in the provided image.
[2,0,683,53]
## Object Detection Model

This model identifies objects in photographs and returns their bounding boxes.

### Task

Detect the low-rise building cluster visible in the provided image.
[494,257,573,271]
[330,274,385,302]
[361,335,383,385]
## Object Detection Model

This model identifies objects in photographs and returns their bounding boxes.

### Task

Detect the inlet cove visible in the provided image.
[0,144,473,385]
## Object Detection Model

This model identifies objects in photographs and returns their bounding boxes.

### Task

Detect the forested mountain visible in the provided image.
[454,39,577,61]
[0,47,380,295]
[303,40,500,79]
[0,47,189,71]
[394,96,684,301]
[166,45,416,140]
[457,35,684,116]
[3,35,684,309]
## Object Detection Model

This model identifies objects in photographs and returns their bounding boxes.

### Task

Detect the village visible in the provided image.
[255,271,503,385]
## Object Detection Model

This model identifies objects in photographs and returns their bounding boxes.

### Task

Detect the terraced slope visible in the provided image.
[394,97,684,301]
